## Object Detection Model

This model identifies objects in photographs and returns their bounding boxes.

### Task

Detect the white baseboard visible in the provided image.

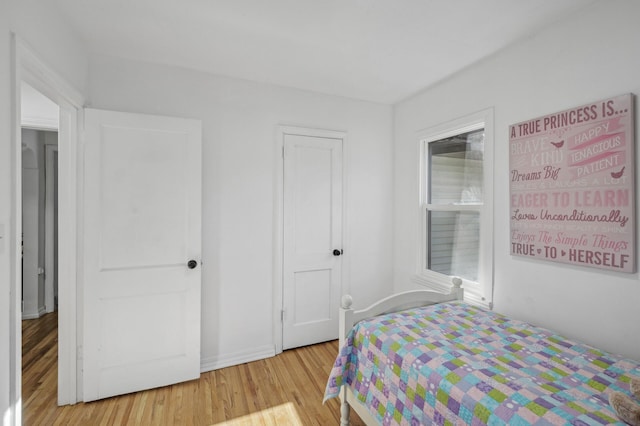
[22,306,46,320]
[22,312,40,320]
[200,344,276,373]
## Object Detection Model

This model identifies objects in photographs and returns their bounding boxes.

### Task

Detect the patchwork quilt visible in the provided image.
[324,301,640,425]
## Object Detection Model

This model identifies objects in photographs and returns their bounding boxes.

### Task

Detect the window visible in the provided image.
[416,110,493,308]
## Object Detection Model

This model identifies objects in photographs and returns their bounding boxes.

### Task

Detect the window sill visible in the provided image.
[411,273,492,310]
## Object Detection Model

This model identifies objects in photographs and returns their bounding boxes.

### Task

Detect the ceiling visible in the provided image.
[52,0,598,104]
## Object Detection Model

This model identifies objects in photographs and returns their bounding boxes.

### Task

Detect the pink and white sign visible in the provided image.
[509,94,635,272]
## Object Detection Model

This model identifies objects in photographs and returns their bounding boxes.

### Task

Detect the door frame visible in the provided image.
[11,35,84,416]
[272,125,349,354]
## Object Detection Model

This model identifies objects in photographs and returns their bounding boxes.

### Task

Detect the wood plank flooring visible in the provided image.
[22,312,366,425]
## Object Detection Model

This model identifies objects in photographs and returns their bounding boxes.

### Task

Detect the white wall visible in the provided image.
[394,0,640,360]
[87,56,394,367]
[8,0,89,94]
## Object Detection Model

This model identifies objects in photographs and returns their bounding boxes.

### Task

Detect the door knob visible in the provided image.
[333,249,343,256]
[187,260,198,269]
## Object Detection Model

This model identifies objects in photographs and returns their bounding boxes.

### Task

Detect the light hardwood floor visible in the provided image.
[22,312,366,425]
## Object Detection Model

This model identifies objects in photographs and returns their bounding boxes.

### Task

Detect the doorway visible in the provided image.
[13,38,84,416]
[20,82,60,421]
[20,82,60,417]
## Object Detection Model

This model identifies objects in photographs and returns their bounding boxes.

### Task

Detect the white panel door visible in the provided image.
[283,132,343,350]
[82,109,201,401]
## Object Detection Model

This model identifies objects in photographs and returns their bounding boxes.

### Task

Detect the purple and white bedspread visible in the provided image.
[324,301,640,425]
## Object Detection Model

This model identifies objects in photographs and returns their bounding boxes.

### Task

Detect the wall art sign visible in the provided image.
[509,94,635,272]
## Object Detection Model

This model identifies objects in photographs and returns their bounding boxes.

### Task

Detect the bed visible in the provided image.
[324,280,640,425]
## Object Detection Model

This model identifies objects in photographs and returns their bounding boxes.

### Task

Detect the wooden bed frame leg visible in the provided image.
[340,399,350,425]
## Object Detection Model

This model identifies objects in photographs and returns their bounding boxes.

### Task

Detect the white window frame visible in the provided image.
[414,109,494,309]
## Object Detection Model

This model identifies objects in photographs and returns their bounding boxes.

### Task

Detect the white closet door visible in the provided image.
[282,132,343,350]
